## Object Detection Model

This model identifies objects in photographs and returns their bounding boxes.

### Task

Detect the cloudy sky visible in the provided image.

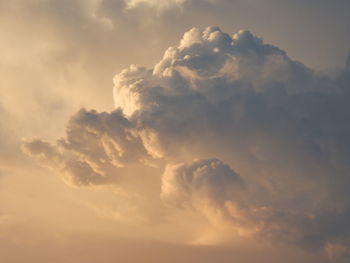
[2,0,350,262]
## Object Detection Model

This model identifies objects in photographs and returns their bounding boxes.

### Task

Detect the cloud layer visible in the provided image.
[24,26,350,260]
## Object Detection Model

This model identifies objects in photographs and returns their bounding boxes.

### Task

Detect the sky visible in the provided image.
[1,0,350,262]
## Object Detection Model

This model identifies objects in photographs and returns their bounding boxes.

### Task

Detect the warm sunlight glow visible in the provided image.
[1,1,350,262]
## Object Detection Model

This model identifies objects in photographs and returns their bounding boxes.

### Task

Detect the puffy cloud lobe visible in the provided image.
[25,26,350,258]
[23,109,160,186]
[161,159,243,211]
[161,159,350,253]
[152,27,309,88]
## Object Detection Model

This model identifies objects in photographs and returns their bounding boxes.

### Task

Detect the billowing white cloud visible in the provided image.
[23,26,350,260]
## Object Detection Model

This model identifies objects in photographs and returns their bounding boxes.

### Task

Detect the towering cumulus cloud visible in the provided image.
[24,26,350,259]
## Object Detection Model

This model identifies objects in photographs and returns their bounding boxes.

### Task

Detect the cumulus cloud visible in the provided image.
[161,159,243,212]
[23,26,350,259]
[23,108,161,186]
[161,158,350,254]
